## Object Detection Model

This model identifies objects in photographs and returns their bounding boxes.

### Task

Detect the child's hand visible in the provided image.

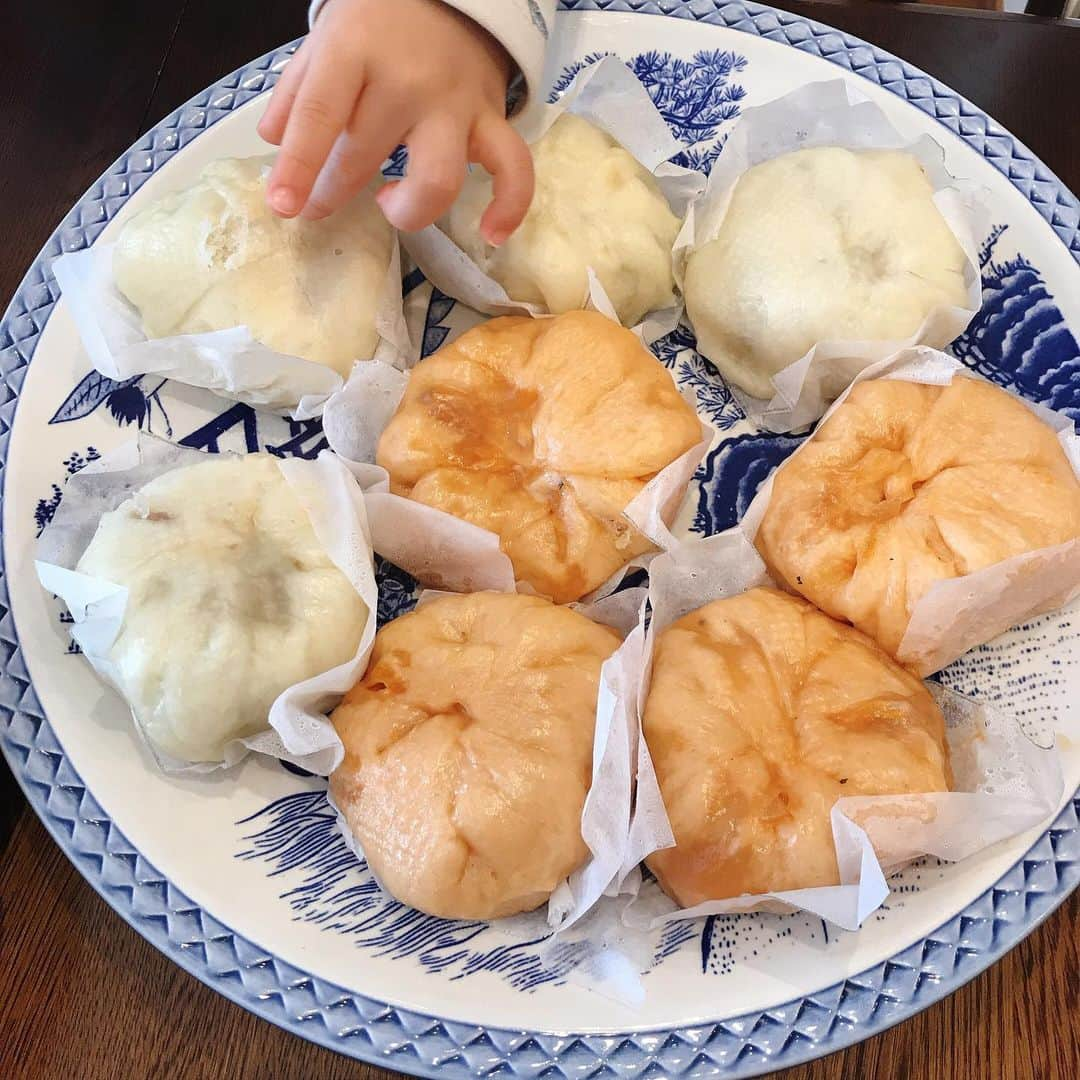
[258,0,534,244]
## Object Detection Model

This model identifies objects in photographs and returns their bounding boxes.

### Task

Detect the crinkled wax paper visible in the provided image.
[402,56,705,342]
[739,346,1080,676]
[36,434,378,775]
[676,79,987,431]
[52,219,411,418]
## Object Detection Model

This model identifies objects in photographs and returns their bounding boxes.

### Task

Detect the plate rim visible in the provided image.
[2,2,1077,1077]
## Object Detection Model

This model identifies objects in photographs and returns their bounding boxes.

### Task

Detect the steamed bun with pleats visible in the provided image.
[113,156,393,376]
[445,114,681,325]
[684,147,969,398]
[76,454,369,762]
[755,376,1080,672]
[644,588,952,905]
[376,310,703,603]
[330,592,620,919]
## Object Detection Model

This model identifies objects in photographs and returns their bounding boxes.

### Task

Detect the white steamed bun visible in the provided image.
[684,147,969,399]
[76,454,369,762]
[445,113,681,326]
[113,156,393,377]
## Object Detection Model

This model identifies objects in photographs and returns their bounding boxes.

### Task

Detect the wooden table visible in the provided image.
[2,3,1078,1077]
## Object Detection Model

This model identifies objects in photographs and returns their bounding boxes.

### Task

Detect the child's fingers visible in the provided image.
[257,42,311,147]
[268,46,363,218]
[376,116,469,232]
[302,93,405,220]
[470,113,535,246]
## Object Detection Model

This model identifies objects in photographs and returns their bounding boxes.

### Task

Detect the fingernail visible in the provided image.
[373,184,403,220]
[270,186,301,216]
[484,227,510,248]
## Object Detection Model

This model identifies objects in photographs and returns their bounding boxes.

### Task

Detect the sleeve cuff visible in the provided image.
[438,1,553,114]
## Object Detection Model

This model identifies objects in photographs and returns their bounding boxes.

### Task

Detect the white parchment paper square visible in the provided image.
[739,346,1080,676]
[402,56,705,342]
[618,529,1064,933]
[51,220,411,418]
[36,435,378,775]
[676,79,987,431]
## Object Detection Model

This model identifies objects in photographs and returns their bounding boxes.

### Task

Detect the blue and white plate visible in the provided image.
[3,3,1078,1076]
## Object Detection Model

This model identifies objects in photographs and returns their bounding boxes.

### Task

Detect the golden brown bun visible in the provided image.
[330,591,620,920]
[643,588,951,905]
[756,376,1080,667]
[377,311,702,603]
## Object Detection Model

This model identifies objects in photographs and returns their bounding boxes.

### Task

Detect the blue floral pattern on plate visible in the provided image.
[2,2,1078,1076]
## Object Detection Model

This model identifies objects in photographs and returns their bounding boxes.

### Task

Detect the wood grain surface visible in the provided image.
[2,3,1078,1078]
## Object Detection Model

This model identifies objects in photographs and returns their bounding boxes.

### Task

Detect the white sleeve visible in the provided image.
[308,1,557,113]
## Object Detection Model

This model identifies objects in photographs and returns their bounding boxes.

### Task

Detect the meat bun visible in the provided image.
[377,310,702,602]
[643,587,951,904]
[330,592,620,919]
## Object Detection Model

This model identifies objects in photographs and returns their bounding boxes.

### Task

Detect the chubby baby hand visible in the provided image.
[258,0,534,243]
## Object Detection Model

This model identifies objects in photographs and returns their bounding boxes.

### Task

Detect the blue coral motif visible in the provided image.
[38,445,105,653]
[692,431,807,537]
[550,50,747,172]
[675,353,745,431]
[651,323,696,369]
[62,446,101,476]
[547,53,612,100]
[34,484,63,538]
[374,556,419,628]
[950,223,1080,418]
[33,445,104,536]
[651,324,745,430]
[235,790,577,991]
[631,50,747,146]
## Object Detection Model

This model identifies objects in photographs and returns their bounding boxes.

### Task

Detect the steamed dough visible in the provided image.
[77,455,368,762]
[644,588,951,904]
[330,592,620,920]
[445,113,681,325]
[756,376,1080,669]
[376,310,703,603]
[113,156,393,376]
[684,147,969,399]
